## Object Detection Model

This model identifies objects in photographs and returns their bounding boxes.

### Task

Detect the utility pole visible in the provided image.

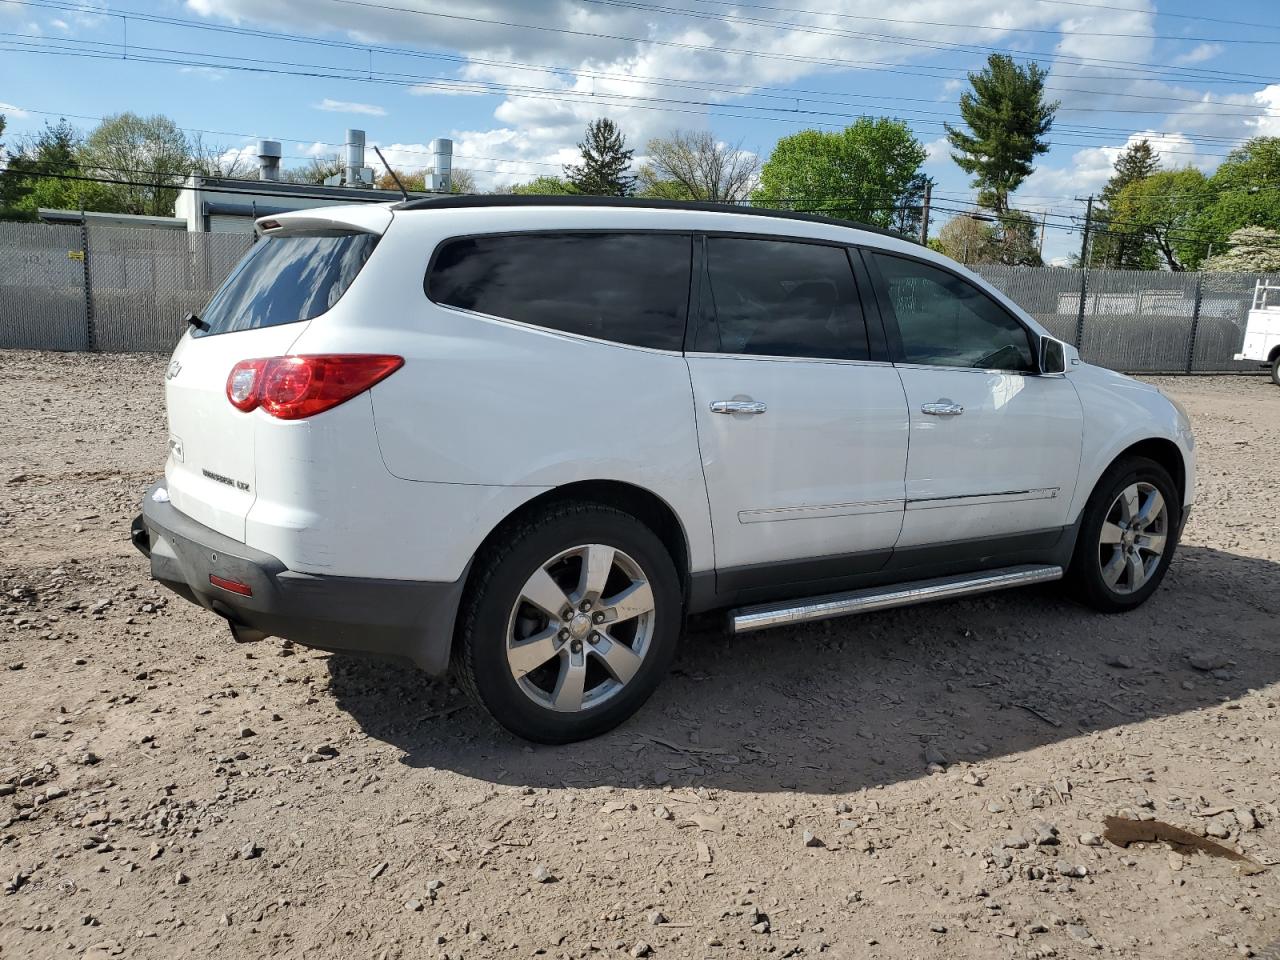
[919,181,932,245]
[1038,209,1048,258]
[1078,195,1094,267]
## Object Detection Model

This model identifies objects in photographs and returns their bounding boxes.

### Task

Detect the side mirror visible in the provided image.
[1040,336,1066,375]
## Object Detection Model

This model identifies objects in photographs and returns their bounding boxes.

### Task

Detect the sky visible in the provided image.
[1,0,1278,263]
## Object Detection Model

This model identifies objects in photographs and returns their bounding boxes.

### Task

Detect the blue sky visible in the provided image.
[2,0,1278,263]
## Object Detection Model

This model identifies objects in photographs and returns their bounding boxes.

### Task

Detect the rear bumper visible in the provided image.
[133,481,463,675]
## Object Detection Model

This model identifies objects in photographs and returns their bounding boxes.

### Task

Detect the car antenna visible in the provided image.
[372,145,409,201]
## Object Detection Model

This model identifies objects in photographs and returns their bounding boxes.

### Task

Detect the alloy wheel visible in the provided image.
[1097,481,1169,595]
[505,544,656,713]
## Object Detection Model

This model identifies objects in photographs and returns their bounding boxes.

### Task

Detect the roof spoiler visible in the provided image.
[254,205,394,238]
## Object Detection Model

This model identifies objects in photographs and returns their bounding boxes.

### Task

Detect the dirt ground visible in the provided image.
[1,351,1279,960]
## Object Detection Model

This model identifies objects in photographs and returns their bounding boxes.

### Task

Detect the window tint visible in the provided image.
[698,237,870,361]
[195,232,378,338]
[427,233,691,351]
[870,253,1034,371]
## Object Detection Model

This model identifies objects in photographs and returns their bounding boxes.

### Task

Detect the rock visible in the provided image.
[174,871,189,885]
[1205,821,1231,839]
[1033,822,1060,846]
[1188,651,1230,672]
[963,769,986,786]
[531,864,556,883]
[987,801,1006,814]
[237,725,255,739]
[239,841,261,860]
[630,943,652,958]
[1235,808,1260,831]
[648,910,668,926]
[653,805,673,821]
[834,801,853,814]
[148,844,163,860]
[369,861,388,880]
[0,783,14,797]
[425,878,444,892]
[1079,833,1102,847]
[404,899,423,912]
[82,940,124,960]
[924,744,947,767]
[1055,861,1088,878]
[1105,655,1133,669]
[929,923,947,933]
[1066,923,1101,949]
[802,830,824,848]
[696,841,712,864]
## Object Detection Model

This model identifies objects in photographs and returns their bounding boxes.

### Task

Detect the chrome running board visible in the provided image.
[729,564,1063,635]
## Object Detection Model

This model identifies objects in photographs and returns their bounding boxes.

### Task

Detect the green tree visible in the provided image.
[1,118,103,220]
[374,167,475,194]
[637,130,758,202]
[945,54,1058,215]
[751,119,927,229]
[564,118,636,196]
[1111,168,1212,271]
[993,210,1043,266]
[1196,137,1280,245]
[1091,139,1160,269]
[1201,226,1280,273]
[77,112,192,215]
[494,175,578,195]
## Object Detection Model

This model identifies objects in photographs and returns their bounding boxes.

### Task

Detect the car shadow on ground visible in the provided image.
[326,544,1277,795]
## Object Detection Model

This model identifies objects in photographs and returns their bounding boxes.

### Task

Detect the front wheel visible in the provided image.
[453,502,682,743]
[1068,456,1181,613]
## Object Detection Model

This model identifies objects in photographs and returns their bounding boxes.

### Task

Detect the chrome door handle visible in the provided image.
[710,400,767,415]
[921,400,964,417]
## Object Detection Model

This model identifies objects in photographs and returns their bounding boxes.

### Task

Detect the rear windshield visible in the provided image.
[193,232,378,338]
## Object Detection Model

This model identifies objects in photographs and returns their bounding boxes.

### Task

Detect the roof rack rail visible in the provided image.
[391,194,915,243]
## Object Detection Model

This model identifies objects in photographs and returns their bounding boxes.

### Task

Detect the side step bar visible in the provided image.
[729,564,1063,635]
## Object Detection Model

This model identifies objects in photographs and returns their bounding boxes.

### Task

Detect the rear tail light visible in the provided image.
[225,355,403,420]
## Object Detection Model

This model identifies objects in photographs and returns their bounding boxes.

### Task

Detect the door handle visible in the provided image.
[921,400,964,417]
[710,400,767,415]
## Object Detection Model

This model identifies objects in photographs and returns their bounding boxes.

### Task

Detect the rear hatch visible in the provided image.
[163,208,388,542]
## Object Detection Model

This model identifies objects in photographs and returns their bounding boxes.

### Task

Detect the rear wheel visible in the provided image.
[453,502,682,743]
[1068,455,1180,612]
[1270,353,1280,387]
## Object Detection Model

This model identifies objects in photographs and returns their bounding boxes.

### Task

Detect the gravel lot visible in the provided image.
[1,350,1278,960]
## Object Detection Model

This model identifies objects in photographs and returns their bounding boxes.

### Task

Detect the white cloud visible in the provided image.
[0,101,29,118]
[179,65,225,81]
[1173,43,1223,66]
[315,98,388,117]
[50,17,69,30]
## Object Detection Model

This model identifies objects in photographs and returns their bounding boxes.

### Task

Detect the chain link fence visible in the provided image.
[0,220,1273,372]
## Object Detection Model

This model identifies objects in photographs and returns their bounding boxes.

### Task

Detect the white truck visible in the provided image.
[1235,279,1280,385]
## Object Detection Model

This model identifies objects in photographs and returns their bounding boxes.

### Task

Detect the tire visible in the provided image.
[1068,455,1181,613]
[453,502,682,743]
[1271,353,1280,387]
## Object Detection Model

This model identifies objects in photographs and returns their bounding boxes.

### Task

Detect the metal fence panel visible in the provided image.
[86,226,253,353]
[972,265,1082,344]
[0,221,88,350]
[1191,272,1278,373]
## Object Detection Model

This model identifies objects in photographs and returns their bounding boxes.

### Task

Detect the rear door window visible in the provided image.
[695,236,871,361]
[195,232,378,338]
[427,232,691,351]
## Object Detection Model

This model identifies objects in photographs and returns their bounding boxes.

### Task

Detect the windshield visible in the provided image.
[193,232,379,338]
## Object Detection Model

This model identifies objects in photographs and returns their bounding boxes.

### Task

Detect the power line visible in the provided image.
[18,0,1280,121]
[0,38,1263,163]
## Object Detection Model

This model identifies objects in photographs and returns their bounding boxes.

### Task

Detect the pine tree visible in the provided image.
[944,54,1058,216]
[564,118,636,196]
[1091,139,1161,269]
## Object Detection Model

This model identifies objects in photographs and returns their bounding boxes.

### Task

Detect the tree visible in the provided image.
[889,173,933,238]
[564,118,636,196]
[945,54,1058,215]
[374,167,474,194]
[751,119,927,229]
[494,175,578,196]
[933,213,998,264]
[1,118,99,220]
[77,112,192,216]
[281,155,343,184]
[190,134,255,179]
[993,210,1043,266]
[1196,137,1280,246]
[1201,226,1280,273]
[1111,168,1212,271]
[637,130,759,202]
[1091,139,1160,269]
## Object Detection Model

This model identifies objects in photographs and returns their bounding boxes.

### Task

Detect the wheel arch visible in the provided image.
[1101,437,1187,507]
[1268,343,1280,364]
[464,479,693,603]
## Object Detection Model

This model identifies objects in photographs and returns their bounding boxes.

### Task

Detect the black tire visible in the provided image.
[1271,353,1280,387]
[453,501,682,743]
[1068,455,1181,613]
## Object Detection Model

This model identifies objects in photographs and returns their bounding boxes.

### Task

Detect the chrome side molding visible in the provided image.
[729,564,1063,634]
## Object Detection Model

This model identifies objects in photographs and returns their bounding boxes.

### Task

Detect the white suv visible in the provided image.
[133,196,1196,742]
